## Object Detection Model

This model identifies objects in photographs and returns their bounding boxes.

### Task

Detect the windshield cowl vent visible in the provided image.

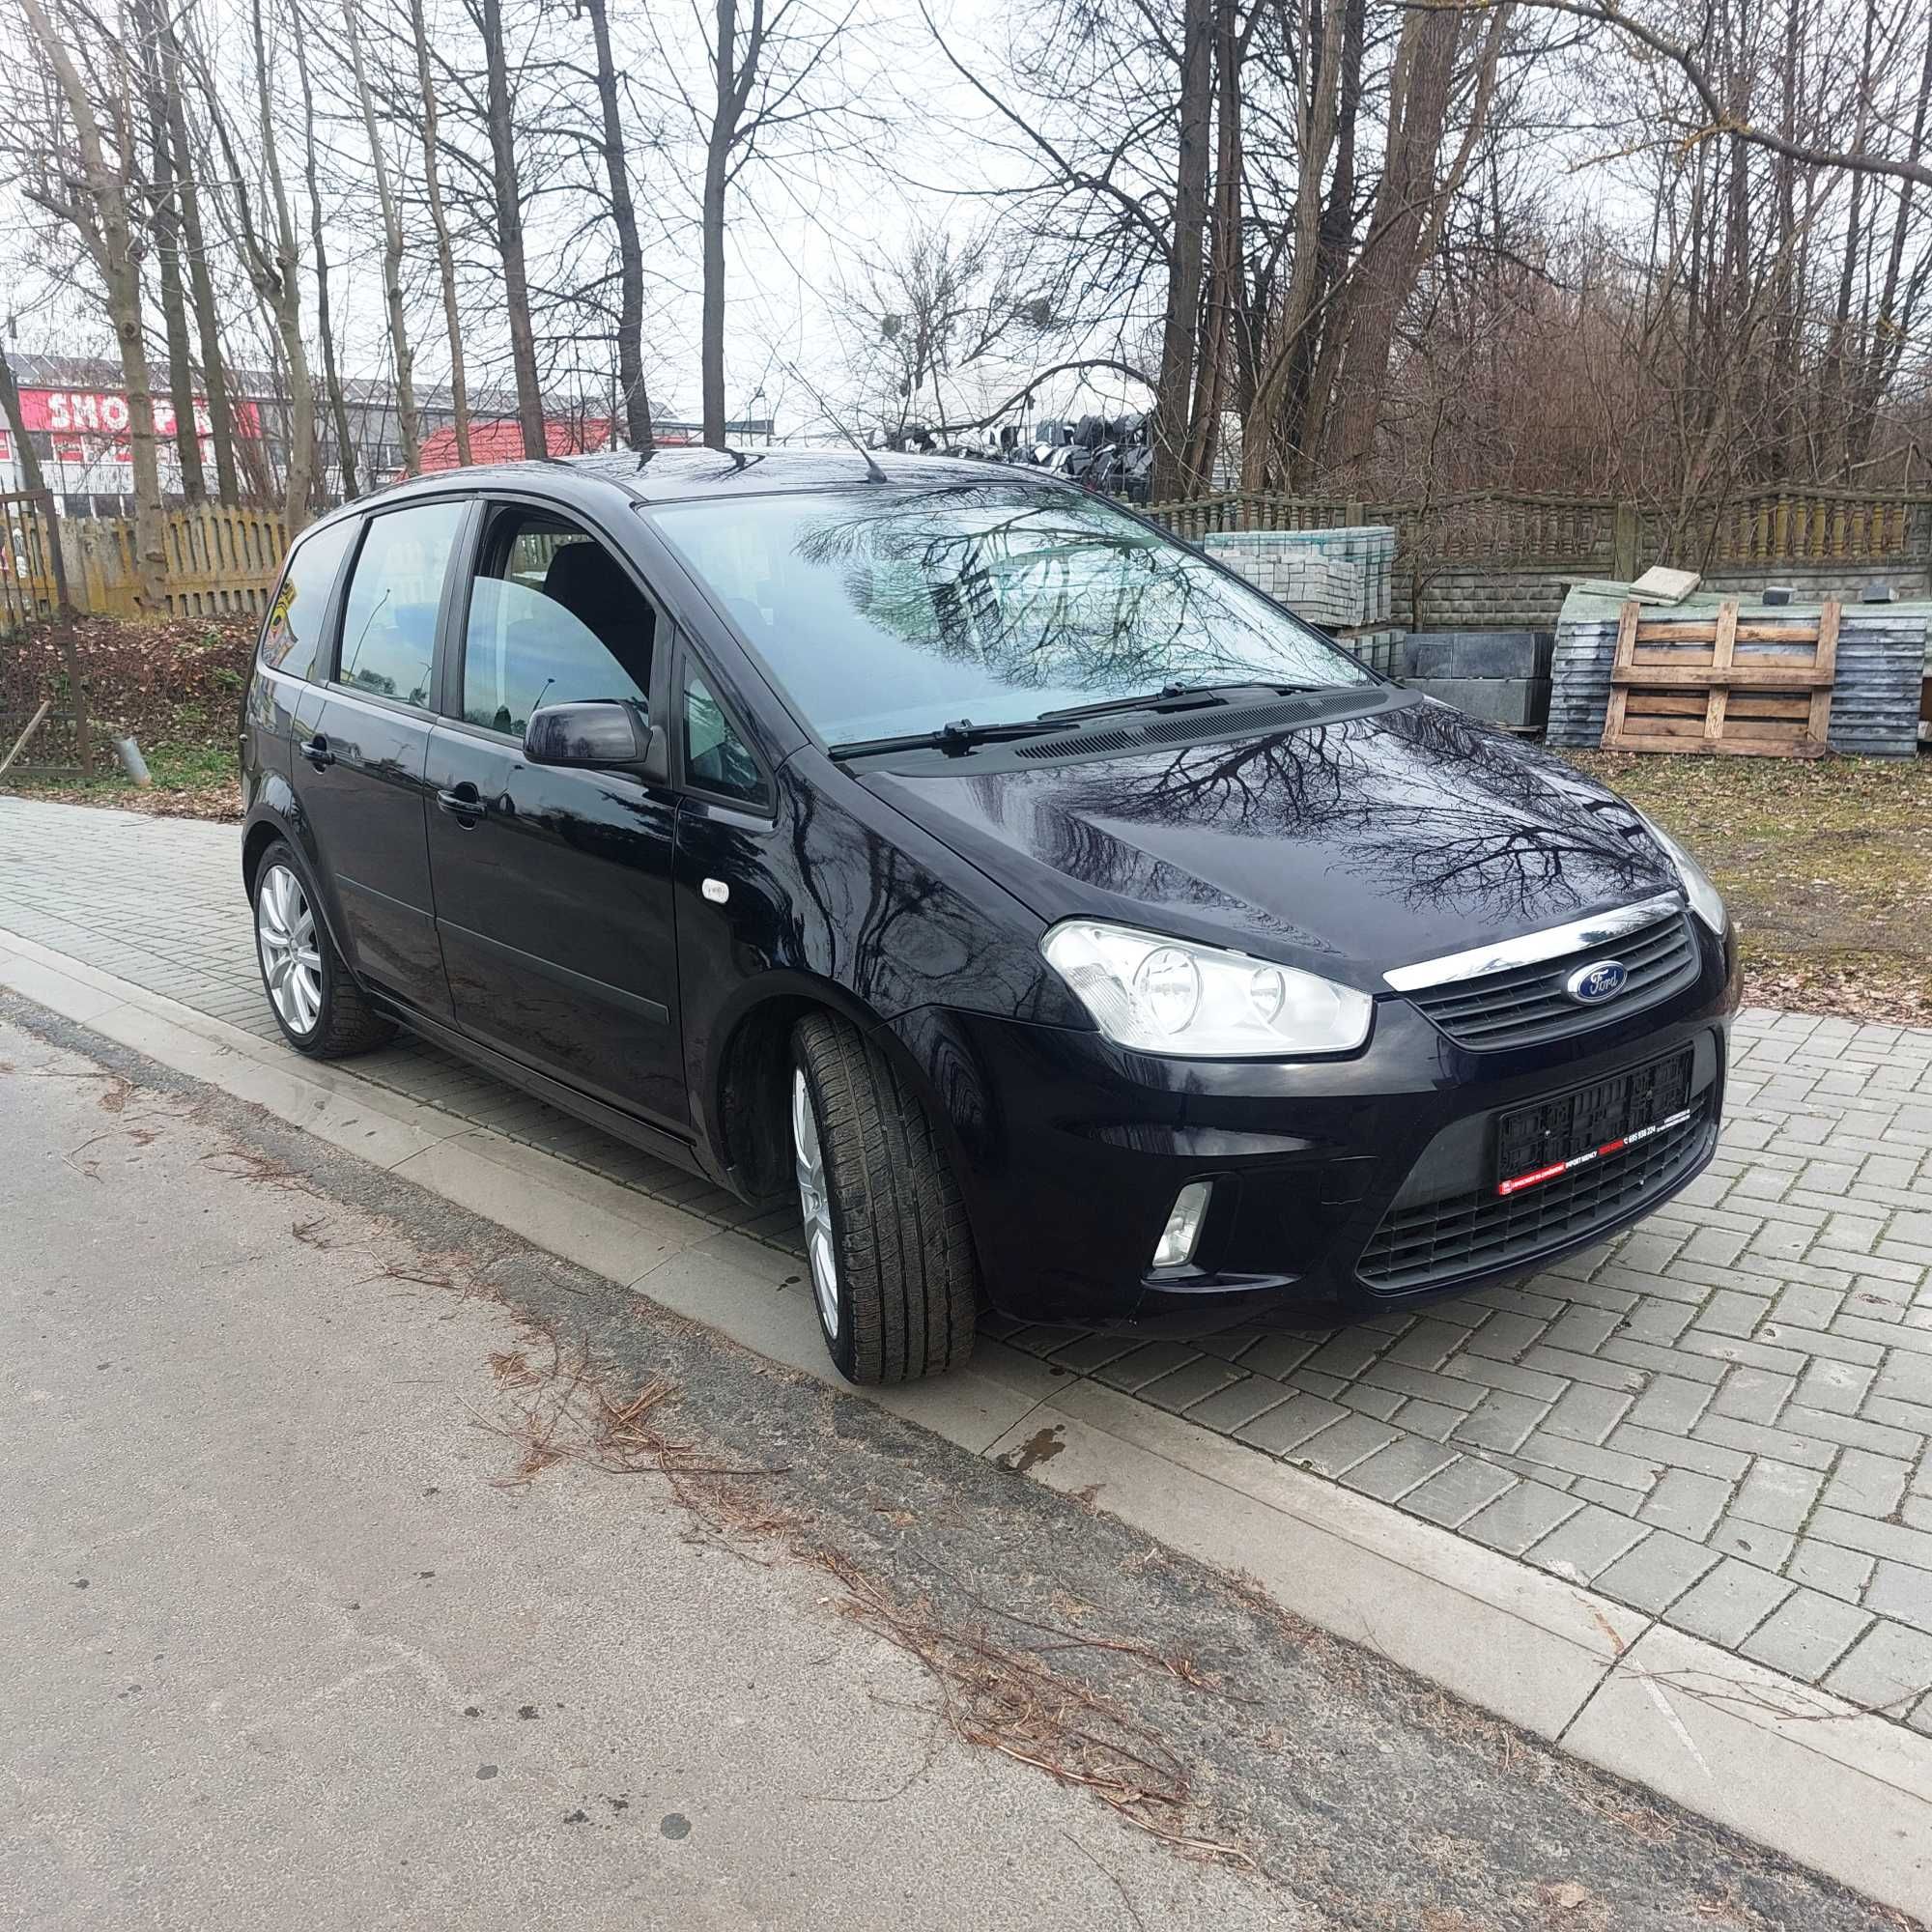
[1013,728,1141,760]
[1139,693,1329,744]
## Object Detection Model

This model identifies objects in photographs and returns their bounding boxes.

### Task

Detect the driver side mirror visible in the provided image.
[525,700,668,785]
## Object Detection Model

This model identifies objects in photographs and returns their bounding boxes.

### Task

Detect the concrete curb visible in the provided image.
[3,926,1927,1919]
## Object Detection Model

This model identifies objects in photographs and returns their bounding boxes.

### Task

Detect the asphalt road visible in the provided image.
[0,997,1916,1932]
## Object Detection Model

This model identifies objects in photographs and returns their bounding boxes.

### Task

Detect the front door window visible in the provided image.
[460,515,655,737]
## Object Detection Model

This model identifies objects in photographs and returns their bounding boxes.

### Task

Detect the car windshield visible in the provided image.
[648,483,1373,747]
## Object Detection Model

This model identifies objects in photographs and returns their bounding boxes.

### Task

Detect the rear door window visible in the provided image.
[258,519,355,681]
[334,500,466,710]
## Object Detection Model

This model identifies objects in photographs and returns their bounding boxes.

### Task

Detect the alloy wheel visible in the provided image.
[791,1067,839,1340]
[256,863,323,1036]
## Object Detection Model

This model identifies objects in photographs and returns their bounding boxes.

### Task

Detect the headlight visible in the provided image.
[1040,921,1372,1056]
[1634,810,1728,936]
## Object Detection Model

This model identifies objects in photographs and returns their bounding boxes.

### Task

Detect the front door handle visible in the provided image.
[437,781,483,823]
[299,734,335,769]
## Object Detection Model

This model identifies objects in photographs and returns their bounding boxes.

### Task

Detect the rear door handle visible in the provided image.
[299,734,335,769]
[437,781,483,822]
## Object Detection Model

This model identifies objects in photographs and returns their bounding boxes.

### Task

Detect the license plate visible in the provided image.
[1495,1049,1694,1199]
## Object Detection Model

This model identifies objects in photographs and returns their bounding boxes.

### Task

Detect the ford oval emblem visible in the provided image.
[1566,958,1629,1005]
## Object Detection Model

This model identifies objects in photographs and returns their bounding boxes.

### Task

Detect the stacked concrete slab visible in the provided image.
[1546,585,1926,757]
[1400,632,1553,728]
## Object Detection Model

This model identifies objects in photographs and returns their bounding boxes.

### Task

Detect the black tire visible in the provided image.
[791,1010,979,1384]
[250,839,395,1059]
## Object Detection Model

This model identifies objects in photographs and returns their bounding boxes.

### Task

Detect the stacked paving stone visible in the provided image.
[1204,525,1401,672]
[1547,584,1926,756]
[1203,526,1395,628]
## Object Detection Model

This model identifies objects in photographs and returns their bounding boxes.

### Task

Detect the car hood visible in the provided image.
[857,695,1681,991]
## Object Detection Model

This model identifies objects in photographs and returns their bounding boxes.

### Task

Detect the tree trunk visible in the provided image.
[701,0,738,449]
[137,0,204,502]
[1149,0,1214,503]
[1284,0,1365,486]
[480,0,546,457]
[20,0,166,609]
[1846,10,1932,469]
[249,0,316,526]
[411,0,470,464]
[0,346,47,495]
[344,0,419,474]
[1179,0,1243,494]
[291,0,357,500]
[583,0,652,451]
[1325,7,1462,476]
[1240,0,1351,490]
[159,7,241,505]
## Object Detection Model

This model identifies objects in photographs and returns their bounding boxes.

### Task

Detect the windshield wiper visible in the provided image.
[1037,680,1325,724]
[828,716,1067,759]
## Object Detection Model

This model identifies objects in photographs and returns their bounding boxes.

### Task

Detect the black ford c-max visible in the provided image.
[239,450,1737,1382]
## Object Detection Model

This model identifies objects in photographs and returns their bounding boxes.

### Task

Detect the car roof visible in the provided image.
[324,447,1069,526]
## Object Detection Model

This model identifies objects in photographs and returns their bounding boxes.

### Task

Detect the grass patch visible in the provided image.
[1,617,249,820]
[1561,750,1932,1026]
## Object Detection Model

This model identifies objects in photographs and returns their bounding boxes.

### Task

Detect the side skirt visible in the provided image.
[368,994,732,1195]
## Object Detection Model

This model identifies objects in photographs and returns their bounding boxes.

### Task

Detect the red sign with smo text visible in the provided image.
[18,388,263,439]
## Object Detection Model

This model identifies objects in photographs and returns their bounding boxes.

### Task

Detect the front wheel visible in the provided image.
[790,1011,979,1384]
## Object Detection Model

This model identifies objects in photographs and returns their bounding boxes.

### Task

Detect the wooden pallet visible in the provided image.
[1601,597,1839,757]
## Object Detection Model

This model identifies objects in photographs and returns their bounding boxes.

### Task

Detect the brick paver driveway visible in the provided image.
[3,792,1928,1729]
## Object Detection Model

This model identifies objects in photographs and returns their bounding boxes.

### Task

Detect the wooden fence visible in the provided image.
[0,489,68,636]
[10,484,1929,638]
[70,504,291,620]
[1145,485,1931,576]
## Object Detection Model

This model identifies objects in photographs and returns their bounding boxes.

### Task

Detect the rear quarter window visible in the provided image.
[258,519,356,682]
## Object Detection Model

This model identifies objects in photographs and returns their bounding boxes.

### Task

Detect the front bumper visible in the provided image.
[888,920,1739,1329]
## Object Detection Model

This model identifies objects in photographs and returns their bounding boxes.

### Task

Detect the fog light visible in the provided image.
[1151,1181,1212,1269]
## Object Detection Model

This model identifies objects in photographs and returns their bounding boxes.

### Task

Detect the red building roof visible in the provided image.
[412,417,705,474]
[414,417,611,471]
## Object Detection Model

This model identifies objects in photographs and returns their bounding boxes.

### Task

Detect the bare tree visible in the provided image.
[16,0,168,603]
[134,0,206,501]
[473,0,547,455]
[683,0,864,447]
[190,0,318,526]
[409,0,471,464]
[159,1,243,505]
[341,0,420,474]
[289,0,357,499]
[581,0,652,451]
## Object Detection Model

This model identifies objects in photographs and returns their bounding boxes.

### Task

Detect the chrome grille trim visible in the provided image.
[1383,892,1685,994]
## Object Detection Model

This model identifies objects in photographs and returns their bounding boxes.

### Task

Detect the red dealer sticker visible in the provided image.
[1496,1107,1693,1199]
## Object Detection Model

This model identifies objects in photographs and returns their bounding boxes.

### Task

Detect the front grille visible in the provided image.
[1406,909,1698,1051]
[1358,1101,1709,1293]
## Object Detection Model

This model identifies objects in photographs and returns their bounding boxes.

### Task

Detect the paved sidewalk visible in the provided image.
[3,792,1929,1733]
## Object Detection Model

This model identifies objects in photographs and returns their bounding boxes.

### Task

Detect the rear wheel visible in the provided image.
[790,1011,979,1383]
[251,842,394,1059]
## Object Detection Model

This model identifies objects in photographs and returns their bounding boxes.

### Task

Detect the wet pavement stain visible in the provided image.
[659,1813,691,1840]
[999,1425,1065,1474]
